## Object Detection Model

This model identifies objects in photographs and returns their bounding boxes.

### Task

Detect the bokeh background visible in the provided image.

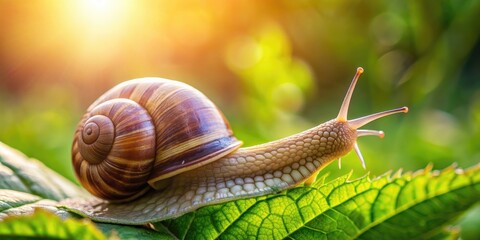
[1,0,479,237]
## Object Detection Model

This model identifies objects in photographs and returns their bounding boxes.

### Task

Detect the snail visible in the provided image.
[67,67,407,224]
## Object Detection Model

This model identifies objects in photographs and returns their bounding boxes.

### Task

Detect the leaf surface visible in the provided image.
[0,209,106,239]
[0,189,172,239]
[156,164,480,239]
[0,142,85,201]
[1,141,479,239]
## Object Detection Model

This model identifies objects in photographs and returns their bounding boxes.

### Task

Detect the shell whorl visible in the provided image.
[72,78,242,201]
[73,99,156,201]
[78,115,114,164]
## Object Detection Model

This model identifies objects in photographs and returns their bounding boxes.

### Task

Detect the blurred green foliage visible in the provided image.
[0,0,479,238]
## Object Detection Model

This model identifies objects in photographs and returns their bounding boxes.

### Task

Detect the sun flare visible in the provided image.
[70,0,136,37]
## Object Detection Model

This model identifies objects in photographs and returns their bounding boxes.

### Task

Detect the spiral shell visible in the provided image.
[72,78,242,201]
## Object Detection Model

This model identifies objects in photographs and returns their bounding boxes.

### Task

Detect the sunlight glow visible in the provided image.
[74,0,129,29]
[86,0,111,12]
[3,1,226,83]
[63,0,140,76]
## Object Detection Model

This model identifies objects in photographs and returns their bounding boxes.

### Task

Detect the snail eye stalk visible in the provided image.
[336,67,408,168]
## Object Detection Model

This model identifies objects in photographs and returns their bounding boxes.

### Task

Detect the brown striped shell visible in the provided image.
[72,78,242,202]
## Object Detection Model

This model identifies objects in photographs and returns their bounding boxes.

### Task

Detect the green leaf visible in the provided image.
[154,164,480,239]
[428,227,460,240]
[0,189,75,221]
[0,208,106,239]
[0,189,53,216]
[0,142,85,201]
[1,142,479,239]
[0,142,87,222]
[0,143,171,239]
[0,189,171,239]
[96,223,174,240]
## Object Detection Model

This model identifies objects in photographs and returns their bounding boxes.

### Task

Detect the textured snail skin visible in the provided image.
[66,119,355,224]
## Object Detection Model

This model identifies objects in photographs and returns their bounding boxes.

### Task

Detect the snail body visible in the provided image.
[68,68,407,224]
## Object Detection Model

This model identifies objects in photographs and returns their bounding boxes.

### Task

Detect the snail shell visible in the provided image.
[72,78,242,201]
